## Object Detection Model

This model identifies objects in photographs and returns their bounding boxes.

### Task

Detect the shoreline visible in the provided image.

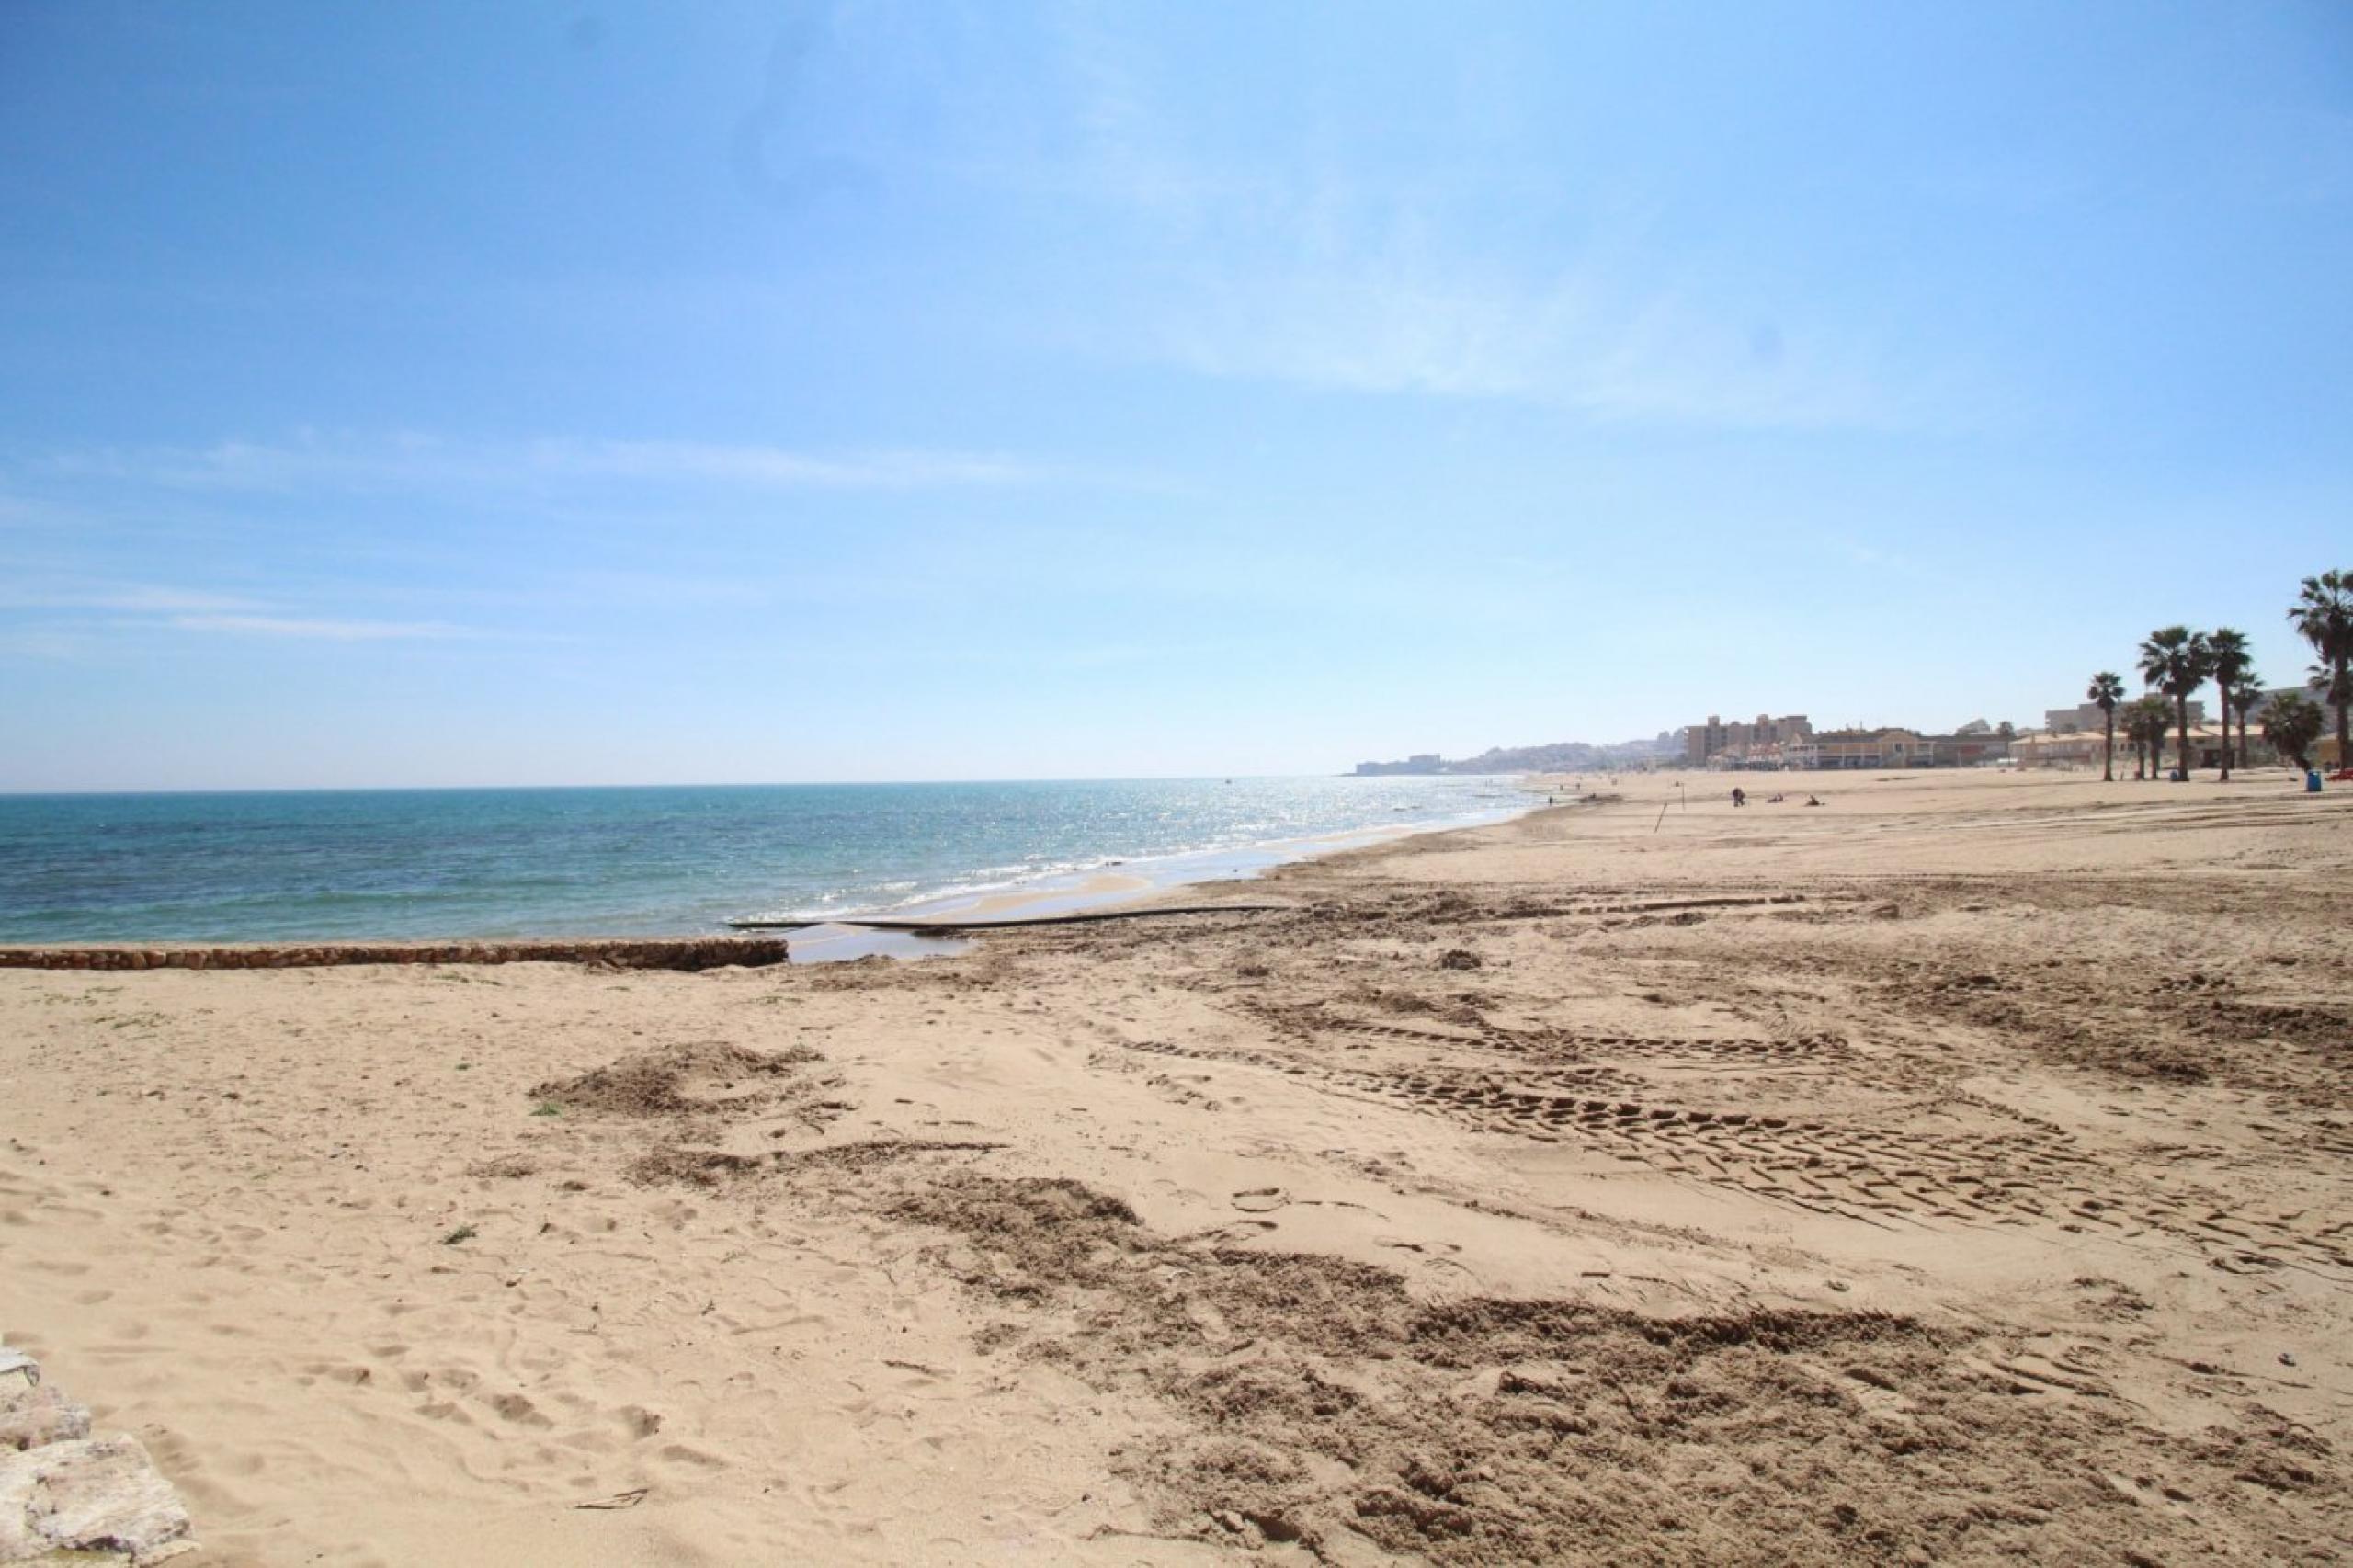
[772,786,1549,958]
[0,776,1547,956]
[0,782,1551,964]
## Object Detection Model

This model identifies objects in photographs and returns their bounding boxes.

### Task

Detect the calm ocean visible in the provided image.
[0,777,1536,943]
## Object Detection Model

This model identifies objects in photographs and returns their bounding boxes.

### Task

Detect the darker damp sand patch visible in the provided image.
[530,1040,826,1120]
[627,1138,1007,1188]
[513,982,2349,1562]
[529,1065,2347,1562]
[0,937,793,972]
[867,1174,2344,1564]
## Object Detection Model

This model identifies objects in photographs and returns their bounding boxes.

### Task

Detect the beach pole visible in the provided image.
[1654,799,1670,834]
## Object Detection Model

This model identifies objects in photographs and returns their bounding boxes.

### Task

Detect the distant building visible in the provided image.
[1929,730,2012,767]
[2014,720,2295,771]
[2008,730,2109,768]
[2215,686,2347,769]
[2045,699,2203,733]
[1684,712,1811,767]
[2234,686,2347,732]
[1784,727,2008,770]
[1786,728,1924,770]
[1683,710,2022,769]
[2163,724,2276,770]
[1352,753,1444,777]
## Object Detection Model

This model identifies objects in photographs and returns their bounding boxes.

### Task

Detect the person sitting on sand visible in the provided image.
[1732,787,1746,807]
[1805,794,1823,806]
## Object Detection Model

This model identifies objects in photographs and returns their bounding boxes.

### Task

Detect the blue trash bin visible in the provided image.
[2309,770,2325,794]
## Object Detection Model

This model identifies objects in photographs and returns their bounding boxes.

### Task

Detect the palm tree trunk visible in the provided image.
[2338,661,2351,771]
[2176,695,2190,780]
[2218,691,2232,782]
[2102,713,2114,781]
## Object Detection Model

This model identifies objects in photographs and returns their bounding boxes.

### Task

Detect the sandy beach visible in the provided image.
[4,767,2349,1564]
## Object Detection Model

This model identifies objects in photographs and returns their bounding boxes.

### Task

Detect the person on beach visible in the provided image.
[1732,787,1746,807]
[1805,794,1823,807]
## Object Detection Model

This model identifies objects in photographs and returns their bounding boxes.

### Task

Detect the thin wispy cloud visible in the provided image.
[0,429,1068,666]
[0,580,503,653]
[1126,228,1953,433]
[166,613,493,641]
[0,582,260,613]
[0,628,98,662]
[541,440,1040,489]
[1039,13,1990,434]
[34,436,1057,496]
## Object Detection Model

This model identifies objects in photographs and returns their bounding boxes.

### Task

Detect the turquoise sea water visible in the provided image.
[0,777,1537,943]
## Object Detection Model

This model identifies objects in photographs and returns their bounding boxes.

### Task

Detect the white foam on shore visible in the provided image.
[760,786,1546,945]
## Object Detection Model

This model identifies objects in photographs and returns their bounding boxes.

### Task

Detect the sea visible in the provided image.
[0,776,1540,946]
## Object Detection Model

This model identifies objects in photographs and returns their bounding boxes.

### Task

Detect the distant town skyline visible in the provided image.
[4,3,2348,790]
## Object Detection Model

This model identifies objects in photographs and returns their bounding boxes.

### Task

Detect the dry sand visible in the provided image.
[3,767,2348,1564]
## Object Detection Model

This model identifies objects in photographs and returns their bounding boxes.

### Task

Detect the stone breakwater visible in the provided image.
[0,937,790,972]
[2,1345,194,1563]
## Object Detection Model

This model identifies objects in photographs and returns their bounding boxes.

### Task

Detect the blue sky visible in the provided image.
[3,1,2348,789]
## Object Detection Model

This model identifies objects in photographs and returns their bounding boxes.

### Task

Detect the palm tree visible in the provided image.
[2289,570,2353,769]
[2139,626,2213,780]
[2225,671,2265,770]
[2207,628,2249,780]
[2263,692,2324,772]
[2126,695,2169,781]
[2086,671,2124,781]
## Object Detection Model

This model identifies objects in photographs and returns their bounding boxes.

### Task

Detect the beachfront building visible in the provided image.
[1782,727,2010,770]
[1684,713,2007,769]
[2009,729,2109,768]
[2242,687,2350,768]
[2178,725,2281,770]
[1930,730,2012,767]
[2044,699,2204,733]
[2023,684,2352,771]
[2013,722,2295,771]
[1684,712,1813,767]
[1786,727,1927,769]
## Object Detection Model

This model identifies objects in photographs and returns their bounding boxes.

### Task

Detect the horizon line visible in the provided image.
[0,771,1563,800]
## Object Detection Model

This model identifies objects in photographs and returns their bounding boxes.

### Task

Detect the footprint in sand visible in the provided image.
[1375,1236,1462,1256]
[1398,1253,1479,1300]
[1232,1187,1290,1213]
[1187,1220,1278,1246]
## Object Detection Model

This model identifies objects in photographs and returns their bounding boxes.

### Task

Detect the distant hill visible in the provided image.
[1352,735,1673,776]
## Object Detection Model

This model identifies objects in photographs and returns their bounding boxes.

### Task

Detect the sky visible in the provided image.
[3,0,2349,790]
